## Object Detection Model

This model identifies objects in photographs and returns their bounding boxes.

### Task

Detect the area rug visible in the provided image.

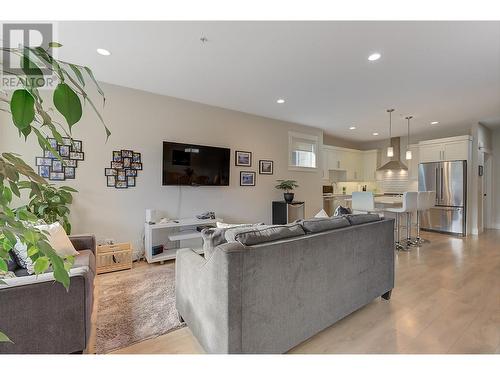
[96,262,185,353]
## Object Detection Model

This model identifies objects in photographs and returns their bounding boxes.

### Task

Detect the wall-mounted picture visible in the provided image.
[117,170,126,181]
[127,176,136,187]
[123,157,131,168]
[36,137,85,181]
[125,169,137,177]
[113,151,122,162]
[121,150,133,158]
[59,145,70,157]
[70,151,85,160]
[235,150,252,167]
[115,181,128,189]
[49,172,65,181]
[240,171,256,186]
[132,152,141,163]
[131,162,142,170]
[107,176,116,187]
[52,159,63,173]
[105,168,118,176]
[38,165,50,178]
[64,167,75,179]
[259,160,274,175]
[111,161,123,169]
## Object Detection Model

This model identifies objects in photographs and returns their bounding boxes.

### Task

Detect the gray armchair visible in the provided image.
[0,235,96,354]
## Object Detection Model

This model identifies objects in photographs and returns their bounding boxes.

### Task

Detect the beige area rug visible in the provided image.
[96,262,185,353]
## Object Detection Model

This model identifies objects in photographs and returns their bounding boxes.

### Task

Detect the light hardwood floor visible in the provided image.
[106,230,500,354]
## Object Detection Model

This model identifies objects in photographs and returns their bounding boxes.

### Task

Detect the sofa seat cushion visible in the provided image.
[346,213,381,225]
[298,216,351,233]
[73,249,95,273]
[226,223,305,246]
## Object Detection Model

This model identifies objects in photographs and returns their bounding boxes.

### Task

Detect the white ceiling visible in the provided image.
[54,21,500,141]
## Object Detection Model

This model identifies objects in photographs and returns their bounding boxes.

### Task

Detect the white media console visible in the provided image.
[144,217,222,263]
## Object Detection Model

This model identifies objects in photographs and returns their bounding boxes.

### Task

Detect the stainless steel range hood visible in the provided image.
[377,137,408,171]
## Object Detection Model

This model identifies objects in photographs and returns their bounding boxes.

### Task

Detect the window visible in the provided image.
[288,131,319,170]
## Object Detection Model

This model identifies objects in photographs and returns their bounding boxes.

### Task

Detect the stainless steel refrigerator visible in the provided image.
[418,160,467,236]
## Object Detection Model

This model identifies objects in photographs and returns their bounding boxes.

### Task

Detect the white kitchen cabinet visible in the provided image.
[362,150,378,181]
[418,136,471,163]
[322,145,378,182]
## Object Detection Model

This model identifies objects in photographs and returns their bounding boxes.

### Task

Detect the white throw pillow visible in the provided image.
[314,209,329,218]
[36,222,79,257]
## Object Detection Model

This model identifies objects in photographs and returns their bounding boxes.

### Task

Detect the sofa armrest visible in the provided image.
[69,234,96,255]
[0,267,93,354]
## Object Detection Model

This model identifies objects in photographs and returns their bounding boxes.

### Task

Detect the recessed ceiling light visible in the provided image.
[372,132,379,136]
[368,52,381,61]
[349,126,356,130]
[96,48,111,56]
[276,98,285,104]
[430,121,439,125]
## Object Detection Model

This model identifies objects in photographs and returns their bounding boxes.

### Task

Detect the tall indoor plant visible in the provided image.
[0,42,109,342]
[275,179,299,203]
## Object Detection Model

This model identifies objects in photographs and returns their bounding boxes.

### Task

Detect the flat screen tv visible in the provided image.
[162,141,230,186]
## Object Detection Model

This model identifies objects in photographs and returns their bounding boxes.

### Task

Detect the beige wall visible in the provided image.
[0,83,324,256]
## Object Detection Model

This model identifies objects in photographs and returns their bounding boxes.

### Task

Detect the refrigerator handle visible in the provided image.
[440,167,444,203]
[435,167,440,203]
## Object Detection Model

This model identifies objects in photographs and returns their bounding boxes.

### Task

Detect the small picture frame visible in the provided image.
[125,169,137,177]
[49,172,65,181]
[47,138,58,149]
[121,150,133,158]
[44,150,56,159]
[111,161,123,169]
[235,151,252,167]
[61,137,72,146]
[70,151,84,161]
[105,168,118,176]
[113,151,122,162]
[131,162,142,170]
[123,157,131,168]
[117,170,126,181]
[259,160,274,175]
[115,181,128,189]
[64,166,75,179]
[132,152,141,163]
[38,165,50,178]
[127,176,136,187]
[71,140,82,152]
[107,176,116,187]
[52,159,64,173]
[240,171,256,186]
[59,145,70,158]
[63,159,78,167]
[36,157,53,166]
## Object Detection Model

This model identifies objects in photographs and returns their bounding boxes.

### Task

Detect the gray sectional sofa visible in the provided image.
[0,235,96,354]
[176,215,395,354]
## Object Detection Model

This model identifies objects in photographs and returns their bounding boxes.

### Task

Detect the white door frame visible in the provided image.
[483,152,493,229]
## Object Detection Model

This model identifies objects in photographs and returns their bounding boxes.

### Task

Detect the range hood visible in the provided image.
[377,137,408,171]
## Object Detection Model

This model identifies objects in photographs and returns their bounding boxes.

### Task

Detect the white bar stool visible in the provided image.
[385,192,418,251]
[351,192,382,215]
[412,191,436,246]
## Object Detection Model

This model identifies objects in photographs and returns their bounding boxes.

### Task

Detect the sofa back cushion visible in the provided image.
[345,213,381,225]
[225,223,305,246]
[297,216,350,233]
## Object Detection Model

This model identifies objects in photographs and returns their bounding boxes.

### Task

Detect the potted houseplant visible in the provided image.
[275,179,299,203]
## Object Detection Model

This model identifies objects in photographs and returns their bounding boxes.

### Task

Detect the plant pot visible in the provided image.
[283,193,294,203]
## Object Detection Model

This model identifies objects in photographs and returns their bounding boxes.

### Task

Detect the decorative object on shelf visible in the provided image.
[35,137,84,181]
[386,109,395,157]
[275,179,299,203]
[259,160,274,175]
[240,171,256,186]
[235,150,252,167]
[405,116,413,160]
[196,211,216,220]
[105,150,142,188]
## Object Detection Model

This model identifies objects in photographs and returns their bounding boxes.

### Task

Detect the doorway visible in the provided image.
[480,152,493,231]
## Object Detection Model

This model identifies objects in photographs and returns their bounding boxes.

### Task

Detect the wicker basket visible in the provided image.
[96,242,133,274]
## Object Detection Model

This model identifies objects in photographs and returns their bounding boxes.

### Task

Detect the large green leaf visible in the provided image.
[53,83,82,128]
[10,89,35,129]
[0,331,12,343]
[0,258,7,272]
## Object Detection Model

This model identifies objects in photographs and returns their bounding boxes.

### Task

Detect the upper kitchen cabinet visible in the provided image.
[418,135,472,163]
[322,145,378,182]
[362,150,378,181]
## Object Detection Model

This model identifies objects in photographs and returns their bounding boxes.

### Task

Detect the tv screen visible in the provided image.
[162,142,230,186]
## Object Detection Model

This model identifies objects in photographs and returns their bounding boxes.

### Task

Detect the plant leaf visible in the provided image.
[34,256,49,274]
[68,64,85,87]
[10,89,35,129]
[0,258,7,272]
[0,331,13,343]
[48,42,63,48]
[53,83,82,128]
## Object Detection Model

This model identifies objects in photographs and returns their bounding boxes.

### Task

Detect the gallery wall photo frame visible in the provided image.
[35,137,85,181]
[105,149,143,189]
[240,171,256,186]
[259,160,274,175]
[235,150,252,167]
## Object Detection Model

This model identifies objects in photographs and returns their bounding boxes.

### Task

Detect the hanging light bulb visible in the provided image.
[405,116,413,160]
[386,109,395,157]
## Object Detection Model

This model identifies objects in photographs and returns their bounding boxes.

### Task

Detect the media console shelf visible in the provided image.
[144,217,222,263]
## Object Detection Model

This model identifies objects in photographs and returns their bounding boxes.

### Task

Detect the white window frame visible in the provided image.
[288,131,319,172]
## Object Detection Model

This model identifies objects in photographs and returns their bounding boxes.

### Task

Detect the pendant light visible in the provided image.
[386,109,395,157]
[405,116,413,160]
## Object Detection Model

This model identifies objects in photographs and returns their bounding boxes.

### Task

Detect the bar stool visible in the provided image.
[385,192,418,251]
[412,191,436,246]
[351,192,382,216]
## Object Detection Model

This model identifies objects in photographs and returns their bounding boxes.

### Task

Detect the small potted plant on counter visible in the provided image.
[275,179,299,203]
